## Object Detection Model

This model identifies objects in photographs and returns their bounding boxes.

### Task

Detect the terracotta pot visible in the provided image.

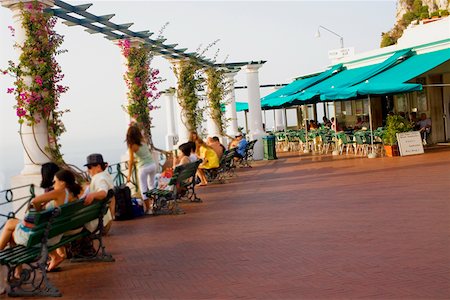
[384,145,399,157]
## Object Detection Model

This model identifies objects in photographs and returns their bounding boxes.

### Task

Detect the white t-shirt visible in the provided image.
[85,170,114,232]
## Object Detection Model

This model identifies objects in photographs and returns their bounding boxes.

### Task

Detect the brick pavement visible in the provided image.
[43,149,450,299]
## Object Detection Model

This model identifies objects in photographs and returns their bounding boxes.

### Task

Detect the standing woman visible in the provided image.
[126,125,157,214]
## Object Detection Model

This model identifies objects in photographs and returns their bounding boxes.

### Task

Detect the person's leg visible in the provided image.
[139,164,155,213]
[0,219,18,250]
[197,168,208,185]
[47,249,65,271]
[146,163,157,212]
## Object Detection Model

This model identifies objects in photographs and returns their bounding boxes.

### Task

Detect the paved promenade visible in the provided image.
[47,149,450,299]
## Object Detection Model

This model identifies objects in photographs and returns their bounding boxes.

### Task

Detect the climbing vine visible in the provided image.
[173,59,204,132]
[205,67,227,136]
[1,1,68,164]
[118,39,162,148]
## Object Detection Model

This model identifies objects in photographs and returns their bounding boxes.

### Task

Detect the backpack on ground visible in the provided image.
[114,184,134,220]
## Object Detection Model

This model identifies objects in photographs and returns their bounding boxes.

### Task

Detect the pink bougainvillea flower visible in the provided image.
[7,88,14,94]
[35,76,43,86]
[16,107,26,117]
[19,92,28,100]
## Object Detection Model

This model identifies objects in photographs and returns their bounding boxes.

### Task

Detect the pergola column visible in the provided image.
[205,76,221,138]
[114,37,144,125]
[170,59,191,144]
[2,0,54,177]
[162,89,178,150]
[271,86,285,131]
[245,63,266,160]
[2,0,54,219]
[224,71,239,138]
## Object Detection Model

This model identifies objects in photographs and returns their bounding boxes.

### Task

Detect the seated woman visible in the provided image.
[196,138,220,186]
[173,143,192,168]
[0,169,82,271]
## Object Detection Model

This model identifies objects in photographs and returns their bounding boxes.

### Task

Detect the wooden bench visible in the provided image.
[0,190,114,297]
[205,148,237,183]
[145,160,202,215]
[239,139,258,168]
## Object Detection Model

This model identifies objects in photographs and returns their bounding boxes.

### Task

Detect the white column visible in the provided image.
[245,64,266,160]
[162,89,178,150]
[174,93,190,145]
[171,59,192,145]
[3,0,54,219]
[224,71,239,137]
[205,77,221,138]
[270,86,284,131]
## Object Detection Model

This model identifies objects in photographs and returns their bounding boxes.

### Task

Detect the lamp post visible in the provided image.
[315,25,344,49]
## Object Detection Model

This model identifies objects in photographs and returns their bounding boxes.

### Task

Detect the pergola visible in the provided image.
[1,0,269,193]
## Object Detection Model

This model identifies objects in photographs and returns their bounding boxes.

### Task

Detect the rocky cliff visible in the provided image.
[381,0,449,47]
[396,0,449,20]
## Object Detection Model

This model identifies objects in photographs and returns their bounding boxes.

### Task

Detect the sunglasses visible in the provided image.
[87,164,99,170]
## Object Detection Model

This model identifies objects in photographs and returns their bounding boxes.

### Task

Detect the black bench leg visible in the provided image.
[8,261,61,297]
[71,218,115,263]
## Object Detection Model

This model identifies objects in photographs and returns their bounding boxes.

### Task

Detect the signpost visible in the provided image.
[397,131,424,156]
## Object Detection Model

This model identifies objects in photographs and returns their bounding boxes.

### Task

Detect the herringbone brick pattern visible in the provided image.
[43,150,450,299]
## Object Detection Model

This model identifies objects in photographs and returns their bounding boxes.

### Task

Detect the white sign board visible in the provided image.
[328,47,355,60]
[397,131,424,156]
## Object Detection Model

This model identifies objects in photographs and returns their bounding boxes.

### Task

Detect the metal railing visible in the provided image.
[0,184,35,229]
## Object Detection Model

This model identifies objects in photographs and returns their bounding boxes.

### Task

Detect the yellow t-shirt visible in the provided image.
[199,145,219,169]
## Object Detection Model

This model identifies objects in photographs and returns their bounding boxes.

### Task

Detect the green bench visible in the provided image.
[239,139,257,168]
[205,148,237,183]
[146,160,202,215]
[0,190,114,297]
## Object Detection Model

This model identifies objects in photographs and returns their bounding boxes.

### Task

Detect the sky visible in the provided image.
[0,0,397,188]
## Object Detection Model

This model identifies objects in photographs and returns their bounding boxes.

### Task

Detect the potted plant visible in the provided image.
[382,115,413,157]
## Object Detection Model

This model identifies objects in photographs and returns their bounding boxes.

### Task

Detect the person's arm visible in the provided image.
[31,188,63,211]
[127,144,138,182]
[84,190,107,206]
[84,176,109,205]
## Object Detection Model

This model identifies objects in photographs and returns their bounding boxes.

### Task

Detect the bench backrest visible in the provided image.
[25,190,113,247]
[244,140,257,156]
[169,160,202,187]
[220,148,237,167]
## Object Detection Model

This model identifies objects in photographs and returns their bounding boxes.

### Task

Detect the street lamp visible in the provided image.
[315,25,344,49]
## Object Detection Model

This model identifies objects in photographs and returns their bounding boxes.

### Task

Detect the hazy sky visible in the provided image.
[0,0,396,187]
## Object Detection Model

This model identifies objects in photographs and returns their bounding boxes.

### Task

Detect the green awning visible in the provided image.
[284,49,414,104]
[236,102,248,112]
[260,63,344,109]
[320,48,450,100]
[220,101,248,112]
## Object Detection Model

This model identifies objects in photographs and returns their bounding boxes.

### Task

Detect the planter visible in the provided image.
[384,145,399,157]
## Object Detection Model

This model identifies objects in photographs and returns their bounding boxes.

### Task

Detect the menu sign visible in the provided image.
[397,131,424,156]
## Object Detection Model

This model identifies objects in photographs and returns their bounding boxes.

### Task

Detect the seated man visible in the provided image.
[417,113,432,144]
[233,133,248,160]
[207,136,225,159]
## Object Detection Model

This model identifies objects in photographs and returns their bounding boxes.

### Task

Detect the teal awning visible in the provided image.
[260,63,344,109]
[236,102,248,112]
[220,101,248,112]
[287,49,414,103]
[320,48,450,100]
